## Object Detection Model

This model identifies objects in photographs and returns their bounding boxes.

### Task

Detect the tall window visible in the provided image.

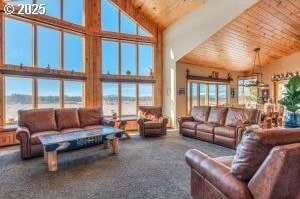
[4,18,32,66]
[121,43,136,75]
[138,44,153,76]
[139,84,153,106]
[64,81,83,108]
[100,0,151,37]
[121,84,137,116]
[38,79,60,108]
[37,26,60,69]
[102,40,118,75]
[199,84,207,106]
[102,83,119,116]
[191,83,198,107]
[36,0,60,18]
[238,78,258,107]
[64,33,83,72]
[218,85,227,105]
[5,77,33,124]
[208,84,217,106]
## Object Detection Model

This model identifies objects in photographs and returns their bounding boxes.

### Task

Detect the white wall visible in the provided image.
[163,0,258,127]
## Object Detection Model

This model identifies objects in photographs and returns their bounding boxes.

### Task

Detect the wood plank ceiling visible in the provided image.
[179,0,300,71]
[131,0,206,29]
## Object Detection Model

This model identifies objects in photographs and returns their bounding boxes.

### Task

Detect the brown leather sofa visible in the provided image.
[137,106,168,137]
[178,106,261,148]
[16,107,114,159]
[185,128,300,199]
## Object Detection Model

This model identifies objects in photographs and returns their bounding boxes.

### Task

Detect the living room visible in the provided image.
[0,0,299,198]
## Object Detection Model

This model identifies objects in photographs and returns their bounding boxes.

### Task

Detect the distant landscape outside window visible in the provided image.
[139,84,153,106]
[120,13,137,35]
[218,85,227,105]
[199,84,207,106]
[38,79,60,108]
[5,17,32,66]
[192,83,198,107]
[64,33,83,72]
[121,43,136,75]
[63,0,83,25]
[36,0,60,18]
[138,44,153,76]
[121,84,137,116]
[64,81,83,108]
[5,77,33,124]
[209,84,217,106]
[102,40,118,75]
[37,26,60,69]
[102,83,119,116]
[101,0,119,32]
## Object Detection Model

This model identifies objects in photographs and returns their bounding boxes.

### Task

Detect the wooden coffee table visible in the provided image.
[39,126,124,171]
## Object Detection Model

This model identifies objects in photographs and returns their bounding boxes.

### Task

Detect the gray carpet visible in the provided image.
[0,131,235,199]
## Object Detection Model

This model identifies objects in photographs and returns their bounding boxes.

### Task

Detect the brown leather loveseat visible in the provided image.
[178,106,261,148]
[185,128,300,199]
[16,107,114,159]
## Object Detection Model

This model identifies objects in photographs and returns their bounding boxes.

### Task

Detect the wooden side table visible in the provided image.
[0,124,19,147]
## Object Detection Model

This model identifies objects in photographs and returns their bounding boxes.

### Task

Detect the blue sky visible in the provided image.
[5,0,152,98]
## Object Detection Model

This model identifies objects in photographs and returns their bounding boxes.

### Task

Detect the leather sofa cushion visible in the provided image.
[225,108,259,127]
[231,128,300,182]
[197,123,219,133]
[182,121,200,129]
[207,107,228,125]
[60,128,82,134]
[55,108,80,130]
[18,108,57,134]
[214,126,236,138]
[30,130,60,145]
[144,121,162,129]
[78,107,103,127]
[191,106,210,123]
[138,106,162,121]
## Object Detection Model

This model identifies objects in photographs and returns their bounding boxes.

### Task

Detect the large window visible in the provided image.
[5,77,33,124]
[64,81,83,108]
[121,43,136,75]
[138,44,153,76]
[238,78,258,108]
[102,83,119,116]
[139,84,153,106]
[121,84,137,116]
[64,33,83,72]
[100,0,151,37]
[102,82,154,116]
[38,79,60,108]
[102,40,153,76]
[37,26,60,69]
[188,82,228,110]
[4,17,32,66]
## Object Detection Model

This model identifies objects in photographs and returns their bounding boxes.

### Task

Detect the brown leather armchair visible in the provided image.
[137,106,168,137]
[185,128,300,199]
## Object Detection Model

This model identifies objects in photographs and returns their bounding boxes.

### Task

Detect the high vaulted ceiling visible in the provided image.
[179,0,300,71]
[131,0,206,29]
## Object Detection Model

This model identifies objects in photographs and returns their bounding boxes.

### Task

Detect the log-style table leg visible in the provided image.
[47,151,58,171]
[43,147,48,163]
[111,138,119,154]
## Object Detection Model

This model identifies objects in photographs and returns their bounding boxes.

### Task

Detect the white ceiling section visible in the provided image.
[162,0,259,127]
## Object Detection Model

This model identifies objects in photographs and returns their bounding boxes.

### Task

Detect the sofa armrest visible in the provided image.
[177,116,194,125]
[185,149,253,199]
[159,117,168,125]
[137,117,145,125]
[102,118,115,127]
[16,126,32,159]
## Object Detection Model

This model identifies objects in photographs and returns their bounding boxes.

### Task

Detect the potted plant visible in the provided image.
[278,75,300,128]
